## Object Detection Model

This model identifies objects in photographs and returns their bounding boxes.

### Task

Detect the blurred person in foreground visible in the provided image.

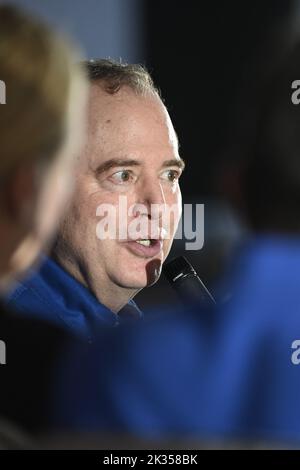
[0,5,87,437]
[53,35,300,446]
[6,59,184,340]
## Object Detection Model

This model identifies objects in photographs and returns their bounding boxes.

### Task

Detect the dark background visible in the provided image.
[145,1,293,198]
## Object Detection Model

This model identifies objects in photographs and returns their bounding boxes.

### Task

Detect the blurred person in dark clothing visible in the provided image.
[0,5,87,437]
[52,34,300,445]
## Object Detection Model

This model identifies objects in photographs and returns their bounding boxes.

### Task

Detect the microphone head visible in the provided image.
[163,255,216,306]
[162,256,196,284]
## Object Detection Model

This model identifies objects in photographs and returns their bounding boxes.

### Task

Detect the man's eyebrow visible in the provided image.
[162,158,185,171]
[95,158,141,175]
[95,157,186,175]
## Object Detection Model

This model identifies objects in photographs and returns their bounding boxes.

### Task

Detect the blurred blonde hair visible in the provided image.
[0,5,87,180]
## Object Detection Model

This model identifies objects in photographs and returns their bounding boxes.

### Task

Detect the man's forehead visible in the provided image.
[87,83,167,125]
[87,83,178,146]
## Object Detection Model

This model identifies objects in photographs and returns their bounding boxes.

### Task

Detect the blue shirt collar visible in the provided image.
[9,255,143,340]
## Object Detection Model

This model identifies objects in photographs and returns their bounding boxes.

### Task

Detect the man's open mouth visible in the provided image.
[123,238,163,258]
[135,239,154,247]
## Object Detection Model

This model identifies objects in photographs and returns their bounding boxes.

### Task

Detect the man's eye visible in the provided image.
[162,169,180,183]
[110,170,133,184]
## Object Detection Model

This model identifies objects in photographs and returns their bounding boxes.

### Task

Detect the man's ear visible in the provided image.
[1,163,38,226]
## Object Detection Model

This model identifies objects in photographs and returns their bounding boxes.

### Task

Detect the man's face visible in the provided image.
[57,84,183,299]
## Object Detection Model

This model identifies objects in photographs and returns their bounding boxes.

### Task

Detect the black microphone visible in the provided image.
[163,256,216,307]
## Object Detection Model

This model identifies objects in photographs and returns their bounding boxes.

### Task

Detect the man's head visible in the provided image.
[0,6,87,289]
[53,59,184,312]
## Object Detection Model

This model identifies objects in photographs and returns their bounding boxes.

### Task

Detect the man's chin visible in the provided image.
[120,261,162,289]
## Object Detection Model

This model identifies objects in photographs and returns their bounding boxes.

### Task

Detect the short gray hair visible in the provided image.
[83,58,160,97]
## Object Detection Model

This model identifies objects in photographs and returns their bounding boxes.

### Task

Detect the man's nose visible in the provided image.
[135,177,167,220]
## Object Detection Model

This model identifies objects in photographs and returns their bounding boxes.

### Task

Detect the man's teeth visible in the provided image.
[136,239,151,247]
